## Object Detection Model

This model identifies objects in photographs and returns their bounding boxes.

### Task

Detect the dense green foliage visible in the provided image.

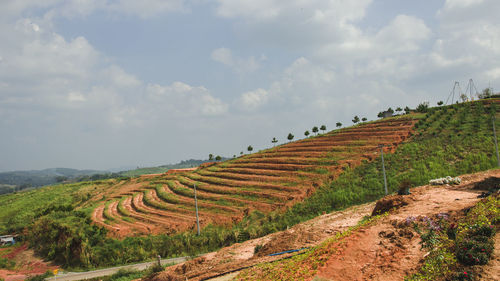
[1,100,499,269]
[406,194,499,281]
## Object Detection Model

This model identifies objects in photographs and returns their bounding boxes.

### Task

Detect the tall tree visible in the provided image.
[304,130,310,137]
[287,133,294,142]
[320,125,326,133]
[312,126,319,135]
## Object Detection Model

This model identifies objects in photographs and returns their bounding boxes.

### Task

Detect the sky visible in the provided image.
[1,0,500,172]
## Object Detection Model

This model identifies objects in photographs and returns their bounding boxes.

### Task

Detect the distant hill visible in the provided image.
[0,160,214,195]
[119,159,216,177]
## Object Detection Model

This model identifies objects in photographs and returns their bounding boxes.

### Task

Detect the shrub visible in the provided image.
[456,239,493,265]
[416,102,429,113]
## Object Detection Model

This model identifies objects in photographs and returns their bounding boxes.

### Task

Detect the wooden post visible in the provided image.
[379,144,388,195]
[194,184,200,236]
[493,117,500,167]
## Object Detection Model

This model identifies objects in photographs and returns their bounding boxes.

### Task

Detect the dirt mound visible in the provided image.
[255,225,321,257]
[371,194,414,216]
[148,257,207,281]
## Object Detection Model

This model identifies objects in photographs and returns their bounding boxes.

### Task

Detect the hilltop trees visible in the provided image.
[416,102,429,113]
[209,154,213,161]
[287,133,294,142]
[215,155,221,161]
[320,125,326,133]
[312,126,319,135]
[336,122,342,128]
[304,130,310,137]
[271,137,278,146]
[361,117,367,122]
[352,115,360,124]
[404,106,411,114]
[247,145,253,153]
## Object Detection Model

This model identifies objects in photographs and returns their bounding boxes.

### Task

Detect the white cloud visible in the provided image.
[211,47,263,73]
[146,82,228,117]
[238,88,269,111]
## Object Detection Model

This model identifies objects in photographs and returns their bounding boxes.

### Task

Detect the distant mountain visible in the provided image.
[0,168,106,194]
[0,159,220,195]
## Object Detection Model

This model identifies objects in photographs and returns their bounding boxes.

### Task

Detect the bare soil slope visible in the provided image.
[88,117,416,238]
[148,169,499,281]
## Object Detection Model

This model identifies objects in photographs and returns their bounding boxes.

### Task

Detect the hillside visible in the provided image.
[0,98,499,270]
[149,170,499,281]
[90,116,416,237]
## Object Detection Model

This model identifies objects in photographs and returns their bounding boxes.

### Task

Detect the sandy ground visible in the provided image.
[150,169,499,281]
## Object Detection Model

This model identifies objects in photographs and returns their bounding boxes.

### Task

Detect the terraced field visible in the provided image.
[91,116,418,237]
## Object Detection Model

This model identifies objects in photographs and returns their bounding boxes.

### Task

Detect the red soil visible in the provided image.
[90,116,417,238]
[148,169,497,281]
[0,244,59,281]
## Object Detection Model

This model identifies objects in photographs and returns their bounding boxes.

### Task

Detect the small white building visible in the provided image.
[0,235,16,245]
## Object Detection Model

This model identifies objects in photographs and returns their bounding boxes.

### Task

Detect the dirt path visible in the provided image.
[150,169,499,281]
[314,169,499,281]
[150,202,375,281]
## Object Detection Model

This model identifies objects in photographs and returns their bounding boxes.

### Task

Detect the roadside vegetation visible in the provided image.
[406,193,499,281]
[0,99,499,270]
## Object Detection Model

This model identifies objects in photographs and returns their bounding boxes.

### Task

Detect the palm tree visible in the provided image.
[320,125,326,133]
[287,133,294,142]
[304,130,310,137]
[312,126,319,135]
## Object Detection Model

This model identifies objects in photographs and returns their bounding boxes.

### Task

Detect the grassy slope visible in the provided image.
[0,99,498,269]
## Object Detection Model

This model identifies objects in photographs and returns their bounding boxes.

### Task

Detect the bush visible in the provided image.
[456,238,493,265]
[0,257,15,270]
[451,271,473,281]
[416,102,429,113]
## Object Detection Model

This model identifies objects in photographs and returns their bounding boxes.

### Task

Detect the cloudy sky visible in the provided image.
[1,0,499,172]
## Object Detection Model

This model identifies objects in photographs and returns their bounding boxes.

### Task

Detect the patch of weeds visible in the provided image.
[25,271,54,281]
[254,244,263,254]
[0,257,15,270]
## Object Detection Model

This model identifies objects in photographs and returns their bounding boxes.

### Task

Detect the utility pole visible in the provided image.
[194,183,200,236]
[493,116,500,167]
[379,144,388,195]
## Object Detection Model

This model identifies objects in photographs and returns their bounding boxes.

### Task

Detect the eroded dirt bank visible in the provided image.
[149,169,499,281]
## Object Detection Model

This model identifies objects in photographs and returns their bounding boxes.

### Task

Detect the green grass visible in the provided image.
[1,99,499,270]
